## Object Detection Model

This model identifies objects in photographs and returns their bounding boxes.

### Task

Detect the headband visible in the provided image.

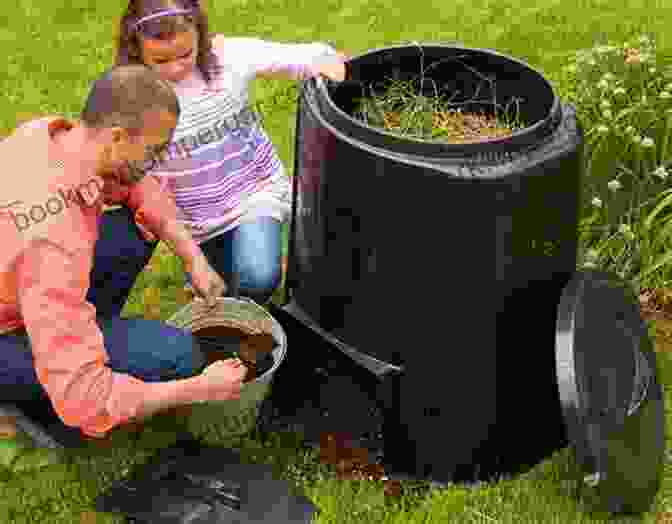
[131,7,193,31]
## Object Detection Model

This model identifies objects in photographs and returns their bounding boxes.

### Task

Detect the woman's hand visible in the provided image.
[189,254,228,307]
[315,51,352,82]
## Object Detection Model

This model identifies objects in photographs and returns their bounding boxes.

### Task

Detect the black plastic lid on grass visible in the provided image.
[555,270,665,515]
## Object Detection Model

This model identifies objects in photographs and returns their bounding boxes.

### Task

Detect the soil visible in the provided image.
[193,325,277,382]
[380,108,519,143]
[0,415,17,439]
[318,431,403,499]
[639,287,672,350]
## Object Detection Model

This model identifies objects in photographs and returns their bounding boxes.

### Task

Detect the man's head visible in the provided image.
[79,64,179,184]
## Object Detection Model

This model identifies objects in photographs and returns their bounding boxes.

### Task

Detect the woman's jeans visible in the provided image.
[184,216,283,305]
[0,207,206,408]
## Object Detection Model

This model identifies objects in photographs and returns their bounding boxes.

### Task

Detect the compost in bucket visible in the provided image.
[194,325,276,382]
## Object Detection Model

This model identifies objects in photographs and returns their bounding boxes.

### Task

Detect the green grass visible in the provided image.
[1,0,671,522]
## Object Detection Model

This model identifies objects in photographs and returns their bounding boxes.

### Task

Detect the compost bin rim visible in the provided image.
[311,43,562,158]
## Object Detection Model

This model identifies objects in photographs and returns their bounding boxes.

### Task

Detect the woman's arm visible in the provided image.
[211,35,349,82]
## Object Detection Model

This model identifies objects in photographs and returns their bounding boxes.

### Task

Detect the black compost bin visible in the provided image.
[287,43,582,480]
[278,43,664,513]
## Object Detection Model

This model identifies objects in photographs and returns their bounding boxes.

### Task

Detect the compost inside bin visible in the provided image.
[194,325,276,382]
[351,76,526,143]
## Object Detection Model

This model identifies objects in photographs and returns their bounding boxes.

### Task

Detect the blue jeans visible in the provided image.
[0,206,205,405]
[185,217,283,305]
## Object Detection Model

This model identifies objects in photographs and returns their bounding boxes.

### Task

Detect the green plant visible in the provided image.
[352,44,526,142]
[566,33,672,290]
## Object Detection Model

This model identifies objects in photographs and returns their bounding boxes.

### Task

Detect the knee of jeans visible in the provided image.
[124,321,205,380]
[238,263,281,300]
[172,340,206,378]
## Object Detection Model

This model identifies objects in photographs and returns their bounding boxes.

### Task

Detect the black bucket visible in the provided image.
[285,43,584,484]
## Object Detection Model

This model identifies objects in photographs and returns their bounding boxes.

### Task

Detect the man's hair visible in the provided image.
[80,64,180,135]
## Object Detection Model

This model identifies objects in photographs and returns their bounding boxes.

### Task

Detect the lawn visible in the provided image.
[0,0,671,522]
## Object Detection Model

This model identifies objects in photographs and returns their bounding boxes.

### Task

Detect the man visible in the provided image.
[0,65,246,450]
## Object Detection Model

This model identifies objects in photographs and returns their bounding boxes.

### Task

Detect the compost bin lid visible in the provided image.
[555,270,665,515]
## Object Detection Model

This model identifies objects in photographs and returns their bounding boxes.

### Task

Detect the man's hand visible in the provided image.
[189,253,227,307]
[198,359,247,402]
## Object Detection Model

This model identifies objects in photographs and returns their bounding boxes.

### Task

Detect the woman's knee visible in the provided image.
[237,258,282,302]
[240,258,281,290]
[233,217,283,301]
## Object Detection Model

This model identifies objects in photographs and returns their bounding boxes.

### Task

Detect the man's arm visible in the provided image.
[159,218,208,275]
[124,175,204,273]
[15,238,206,437]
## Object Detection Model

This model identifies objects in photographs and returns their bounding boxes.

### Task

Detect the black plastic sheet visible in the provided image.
[96,436,318,523]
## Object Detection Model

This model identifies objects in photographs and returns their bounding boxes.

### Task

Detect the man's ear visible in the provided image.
[110,126,131,145]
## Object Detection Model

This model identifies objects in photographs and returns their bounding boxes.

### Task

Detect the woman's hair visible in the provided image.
[115,0,220,85]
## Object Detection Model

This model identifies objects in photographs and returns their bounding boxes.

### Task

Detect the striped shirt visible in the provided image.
[146,35,343,244]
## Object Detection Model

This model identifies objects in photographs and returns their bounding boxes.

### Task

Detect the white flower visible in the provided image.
[600,99,611,108]
[602,109,613,120]
[586,248,600,260]
[591,197,603,208]
[649,67,657,74]
[641,137,655,148]
[660,91,671,99]
[654,166,669,180]
[597,124,610,134]
[618,223,636,241]
[613,87,626,96]
[608,179,622,191]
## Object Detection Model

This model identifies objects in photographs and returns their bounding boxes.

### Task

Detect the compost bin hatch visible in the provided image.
[555,270,665,515]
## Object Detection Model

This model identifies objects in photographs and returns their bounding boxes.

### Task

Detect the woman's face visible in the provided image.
[138,13,200,84]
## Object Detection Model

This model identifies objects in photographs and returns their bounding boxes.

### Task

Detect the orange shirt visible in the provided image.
[0,117,194,437]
